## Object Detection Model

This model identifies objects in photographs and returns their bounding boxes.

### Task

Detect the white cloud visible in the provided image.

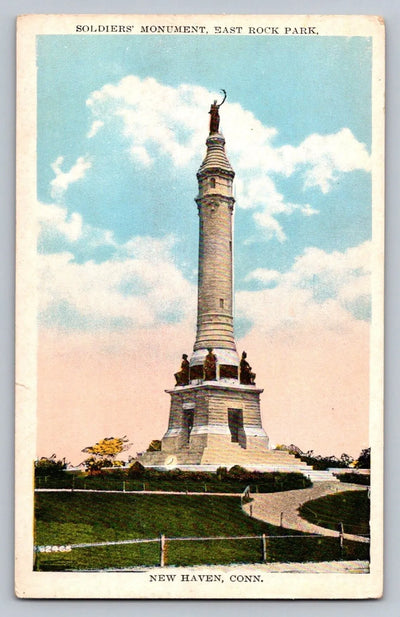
[37,199,370,336]
[86,77,208,168]
[38,201,83,242]
[37,202,198,331]
[38,233,196,331]
[37,200,117,252]
[237,241,371,333]
[130,145,153,167]
[87,120,104,138]
[300,203,319,216]
[245,269,280,285]
[50,155,92,200]
[277,128,371,193]
[85,76,370,241]
[39,76,372,331]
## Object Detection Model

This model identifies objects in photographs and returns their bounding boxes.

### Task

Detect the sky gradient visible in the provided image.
[36,34,372,464]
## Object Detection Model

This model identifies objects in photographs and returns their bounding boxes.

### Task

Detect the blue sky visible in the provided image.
[36,34,372,335]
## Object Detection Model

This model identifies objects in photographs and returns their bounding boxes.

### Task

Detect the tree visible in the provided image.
[82,436,132,473]
[340,453,354,467]
[355,447,371,469]
[34,454,67,477]
[287,444,303,457]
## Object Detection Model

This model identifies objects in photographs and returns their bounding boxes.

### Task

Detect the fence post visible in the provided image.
[250,504,253,517]
[339,522,344,556]
[33,549,39,571]
[122,481,126,492]
[262,534,267,562]
[160,534,166,567]
[280,512,283,527]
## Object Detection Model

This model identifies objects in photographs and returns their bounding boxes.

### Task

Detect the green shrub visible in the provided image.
[216,467,228,481]
[34,456,67,478]
[83,457,113,475]
[147,440,162,452]
[337,472,370,486]
[228,465,248,478]
[127,461,146,478]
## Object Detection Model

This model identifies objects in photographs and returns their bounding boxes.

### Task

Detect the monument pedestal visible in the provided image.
[162,381,268,457]
[137,381,308,469]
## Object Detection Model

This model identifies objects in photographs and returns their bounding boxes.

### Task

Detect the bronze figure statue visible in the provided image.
[174,354,190,386]
[240,351,256,385]
[204,348,217,381]
[209,89,227,133]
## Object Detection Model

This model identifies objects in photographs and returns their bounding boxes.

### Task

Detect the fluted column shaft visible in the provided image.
[193,133,237,353]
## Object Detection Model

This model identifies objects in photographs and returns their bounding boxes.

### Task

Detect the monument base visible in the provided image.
[138,381,306,470]
[138,443,310,471]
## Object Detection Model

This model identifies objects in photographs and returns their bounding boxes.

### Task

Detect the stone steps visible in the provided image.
[139,445,308,467]
[137,446,339,481]
[305,470,340,482]
[200,444,305,466]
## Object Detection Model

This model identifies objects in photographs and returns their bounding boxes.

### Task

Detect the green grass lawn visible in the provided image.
[298,490,370,536]
[34,492,369,570]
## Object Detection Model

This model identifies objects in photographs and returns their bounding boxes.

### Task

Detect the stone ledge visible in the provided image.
[166,382,264,394]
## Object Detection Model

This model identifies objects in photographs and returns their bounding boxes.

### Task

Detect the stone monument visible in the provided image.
[139,93,306,471]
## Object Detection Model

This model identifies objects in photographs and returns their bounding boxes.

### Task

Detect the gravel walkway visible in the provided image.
[242,481,369,543]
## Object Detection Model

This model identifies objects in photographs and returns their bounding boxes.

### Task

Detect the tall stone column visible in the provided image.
[190,132,240,381]
[139,97,275,468]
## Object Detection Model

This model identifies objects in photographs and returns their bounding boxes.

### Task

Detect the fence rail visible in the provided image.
[299,503,370,536]
[34,530,362,570]
[35,532,327,551]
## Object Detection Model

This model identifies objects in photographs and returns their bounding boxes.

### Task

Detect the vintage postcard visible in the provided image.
[15,14,384,598]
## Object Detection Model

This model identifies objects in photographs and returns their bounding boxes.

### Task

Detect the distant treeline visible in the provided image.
[275,445,371,471]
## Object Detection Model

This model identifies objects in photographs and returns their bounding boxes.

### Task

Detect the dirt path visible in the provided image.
[242,481,369,543]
